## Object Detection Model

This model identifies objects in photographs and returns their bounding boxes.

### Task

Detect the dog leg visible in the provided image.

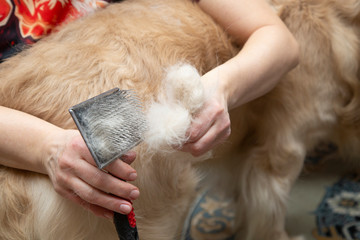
[0,167,117,240]
[233,132,307,240]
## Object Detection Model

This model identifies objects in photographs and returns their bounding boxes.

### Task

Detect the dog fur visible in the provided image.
[0,0,359,239]
[0,1,236,239]
[203,0,360,239]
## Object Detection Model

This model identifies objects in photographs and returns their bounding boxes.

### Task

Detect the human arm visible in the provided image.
[182,0,299,156]
[0,106,139,219]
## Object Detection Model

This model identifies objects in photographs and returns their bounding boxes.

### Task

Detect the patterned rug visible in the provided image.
[313,174,360,240]
[183,189,235,240]
[184,143,360,240]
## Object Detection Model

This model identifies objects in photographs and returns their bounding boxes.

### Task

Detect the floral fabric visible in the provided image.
[0,0,118,61]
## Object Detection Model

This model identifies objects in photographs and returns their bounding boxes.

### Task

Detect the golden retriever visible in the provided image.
[0,0,359,239]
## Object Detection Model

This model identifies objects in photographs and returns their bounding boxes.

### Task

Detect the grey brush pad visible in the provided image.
[69,88,147,169]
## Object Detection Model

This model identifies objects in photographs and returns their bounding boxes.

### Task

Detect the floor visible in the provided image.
[184,144,360,240]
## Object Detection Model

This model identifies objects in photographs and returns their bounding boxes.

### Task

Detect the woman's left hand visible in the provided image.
[180,70,231,156]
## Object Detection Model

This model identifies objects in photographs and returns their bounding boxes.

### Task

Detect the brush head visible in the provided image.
[69,88,147,169]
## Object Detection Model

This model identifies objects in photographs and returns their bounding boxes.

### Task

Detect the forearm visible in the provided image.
[197,0,299,110]
[0,106,64,174]
[216,24,299,110]
[0,106,140,216]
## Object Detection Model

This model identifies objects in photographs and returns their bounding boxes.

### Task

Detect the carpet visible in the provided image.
[184,143,360,240]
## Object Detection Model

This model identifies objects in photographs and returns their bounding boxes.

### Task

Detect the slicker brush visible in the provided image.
[69,88,147,240]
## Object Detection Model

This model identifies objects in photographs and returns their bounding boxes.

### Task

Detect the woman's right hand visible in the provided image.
[0,107,139,219]
[44,129,140,219]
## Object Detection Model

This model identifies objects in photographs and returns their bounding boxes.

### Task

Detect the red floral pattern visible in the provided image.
[0,0,13,27]
[13,0,108,39]
[0,0,111,60]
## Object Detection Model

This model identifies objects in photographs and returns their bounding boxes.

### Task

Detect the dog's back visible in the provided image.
[1,0,360,239]
[0,0,236,239]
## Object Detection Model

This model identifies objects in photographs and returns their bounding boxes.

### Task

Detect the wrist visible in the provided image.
[209,62,242,111]
[201,65,231,110]
[40,128,76,175]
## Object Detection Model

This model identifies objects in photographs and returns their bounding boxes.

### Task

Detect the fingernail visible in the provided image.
[120,204,131,214]
[129,189,140,200]
[129,172,137,181]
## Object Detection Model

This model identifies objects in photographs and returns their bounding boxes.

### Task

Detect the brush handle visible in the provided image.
[108,174,139,240]
[114,210,139,240]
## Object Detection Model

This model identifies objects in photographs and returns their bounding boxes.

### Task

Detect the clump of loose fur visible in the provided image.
[143,63,205,151]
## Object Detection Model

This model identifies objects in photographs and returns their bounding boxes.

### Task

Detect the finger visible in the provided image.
[72,133,137,177]
[74,160,140,201]
[69,177,134,215]
[182,128,228,156]
[104,158,138,181]
[182,119,231,156]
[186,109,217,143]
[120,151,137,165]
[186,100,225,143]
[63,189,114,219]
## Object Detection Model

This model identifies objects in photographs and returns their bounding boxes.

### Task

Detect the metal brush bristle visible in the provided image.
[69,88,147,169]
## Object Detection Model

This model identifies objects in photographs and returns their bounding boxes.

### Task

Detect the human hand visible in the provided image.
[44,129,139,219]
[180,70,231,157]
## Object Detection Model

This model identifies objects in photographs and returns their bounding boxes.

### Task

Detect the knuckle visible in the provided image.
[213,102,225,115]
[215,108,224,117]
[57,157,72,170]
[57,150,77,170]
[52,184,64,195]
[188,127,201,143]
[70,137,87,152]
[92,171,106,186]
[188,134,198,143]
[190,144,204,157]
[82,188,96,203]
[219,113,231,132]
[69,138,81,151]
[224,121,231,133]
[224,116,231,126]
[225,127,231,137]
[54,171,70,187]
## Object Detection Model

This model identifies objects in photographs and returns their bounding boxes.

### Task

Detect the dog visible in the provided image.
[0,0,359,239]
[0,0,236,239]
[201,0,360,239]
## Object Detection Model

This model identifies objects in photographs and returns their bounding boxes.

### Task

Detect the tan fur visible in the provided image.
[0,0,359,239]
[0,0,236,239]
[205,0,360,239]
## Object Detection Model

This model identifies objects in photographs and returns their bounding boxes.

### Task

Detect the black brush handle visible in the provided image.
[108,172,139,240]
[107,173,139,240]
[114,209,139,240]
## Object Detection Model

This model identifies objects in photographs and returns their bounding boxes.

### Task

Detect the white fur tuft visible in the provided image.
[144,103,191,151]
[143,63,205,150]
[164,63,205,114]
